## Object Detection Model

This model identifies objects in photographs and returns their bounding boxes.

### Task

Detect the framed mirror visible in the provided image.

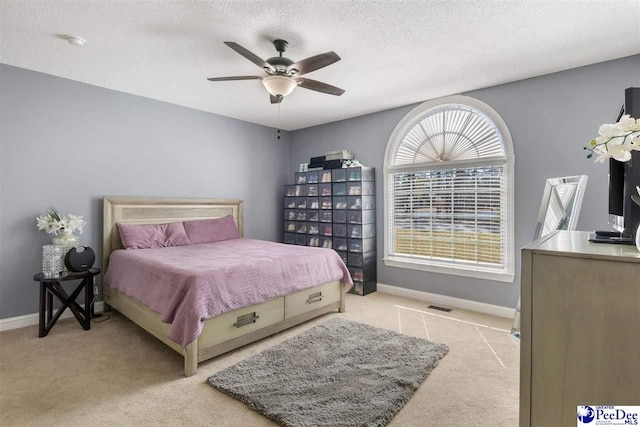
[511,175,588,338]
[532,175,589,240]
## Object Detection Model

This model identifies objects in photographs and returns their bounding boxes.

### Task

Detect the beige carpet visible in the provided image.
[0,292,519,426]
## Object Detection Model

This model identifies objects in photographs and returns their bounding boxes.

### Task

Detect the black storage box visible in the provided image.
[309,155,326,170]
[324,159,344,169]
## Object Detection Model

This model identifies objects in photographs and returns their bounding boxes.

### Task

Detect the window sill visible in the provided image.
[383,257,514,283]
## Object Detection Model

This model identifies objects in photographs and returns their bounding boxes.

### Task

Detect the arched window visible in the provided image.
[383,95,515,282]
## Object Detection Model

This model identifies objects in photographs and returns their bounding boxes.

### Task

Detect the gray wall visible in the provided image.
[2,55,638,319]
[0,64,290,319]
[289,55,640,308]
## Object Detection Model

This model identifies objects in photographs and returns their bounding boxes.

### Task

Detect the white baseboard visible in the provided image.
[376,283,515,319]
[0,301,105,332]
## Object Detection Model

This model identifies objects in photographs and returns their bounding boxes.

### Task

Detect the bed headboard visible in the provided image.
[103,196,243,273]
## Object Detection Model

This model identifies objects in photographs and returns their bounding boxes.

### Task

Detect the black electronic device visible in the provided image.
[588,234,635,245]
[64,246,96,272]
[608,87,640,237]
[594,230,622,238]
[310,155,326,164]
[309,155,326,170]
[324,159,345,169]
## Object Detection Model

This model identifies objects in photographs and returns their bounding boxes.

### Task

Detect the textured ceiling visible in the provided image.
[1,1,639,131]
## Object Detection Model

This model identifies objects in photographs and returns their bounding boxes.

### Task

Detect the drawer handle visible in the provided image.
[233,312,259,328]
[306,292,323,304]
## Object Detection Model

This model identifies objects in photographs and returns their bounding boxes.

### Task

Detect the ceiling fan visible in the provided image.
[207,39,345,104]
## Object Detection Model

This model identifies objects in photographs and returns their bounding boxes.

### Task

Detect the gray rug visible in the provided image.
[208,318,449,427]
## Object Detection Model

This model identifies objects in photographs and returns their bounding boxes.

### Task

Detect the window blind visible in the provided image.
[388,166,506,267]
[392,105,505,167]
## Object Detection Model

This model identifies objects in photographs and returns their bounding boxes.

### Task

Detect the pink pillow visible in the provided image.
[183,216,239,244]
[117,222,191,250]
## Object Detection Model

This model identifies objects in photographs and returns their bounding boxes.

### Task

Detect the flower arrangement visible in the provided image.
[584,114,640,163]
[36,209,87,235]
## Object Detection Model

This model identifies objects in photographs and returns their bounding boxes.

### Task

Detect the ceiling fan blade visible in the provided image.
[270,95,284,104]
[224,42,275,72]
[207,76,261,81]
[296,77,345,96]
[287,51,340,76]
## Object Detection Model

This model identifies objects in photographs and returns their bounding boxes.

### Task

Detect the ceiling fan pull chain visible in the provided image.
[277,104,281,140]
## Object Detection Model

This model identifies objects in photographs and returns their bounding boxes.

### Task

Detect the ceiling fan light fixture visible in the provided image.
[262,75,297,97]
[209,40,344,103]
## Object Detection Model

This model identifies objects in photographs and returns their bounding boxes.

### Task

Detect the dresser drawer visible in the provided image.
[284,281,341,319]
[200,297,284,347]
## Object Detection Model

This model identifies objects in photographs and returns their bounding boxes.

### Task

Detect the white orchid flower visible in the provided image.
[617,114,636,132]
[605,136,634,162]
[592,145,610,163]
[599,122,626,138]
[609,145,633,162]
[592,137,633,162]
[593,155,609,163]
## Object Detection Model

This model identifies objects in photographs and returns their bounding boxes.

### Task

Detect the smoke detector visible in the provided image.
[65,36,86,46]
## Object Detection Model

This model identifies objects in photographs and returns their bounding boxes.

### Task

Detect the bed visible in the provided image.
[102,196,351,377]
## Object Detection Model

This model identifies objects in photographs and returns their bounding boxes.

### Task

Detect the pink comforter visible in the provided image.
[104,238,353,347]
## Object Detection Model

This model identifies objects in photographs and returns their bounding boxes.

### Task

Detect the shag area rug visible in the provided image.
[208,318,449,427]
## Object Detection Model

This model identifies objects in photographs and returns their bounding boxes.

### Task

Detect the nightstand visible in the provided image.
[33,267,100,337]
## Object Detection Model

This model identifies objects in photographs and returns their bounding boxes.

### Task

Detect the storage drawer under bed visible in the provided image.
[199,298,284,347]
[284,281,341,319]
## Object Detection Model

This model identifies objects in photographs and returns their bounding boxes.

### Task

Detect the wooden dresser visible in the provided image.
[520,230,640,427]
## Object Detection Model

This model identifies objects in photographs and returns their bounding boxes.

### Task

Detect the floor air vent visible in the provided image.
[428,305,452,312]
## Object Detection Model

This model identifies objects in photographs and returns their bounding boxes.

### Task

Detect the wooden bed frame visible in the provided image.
[103,196,346,377]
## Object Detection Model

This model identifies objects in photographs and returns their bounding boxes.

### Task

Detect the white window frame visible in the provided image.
[383,95,515,282]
